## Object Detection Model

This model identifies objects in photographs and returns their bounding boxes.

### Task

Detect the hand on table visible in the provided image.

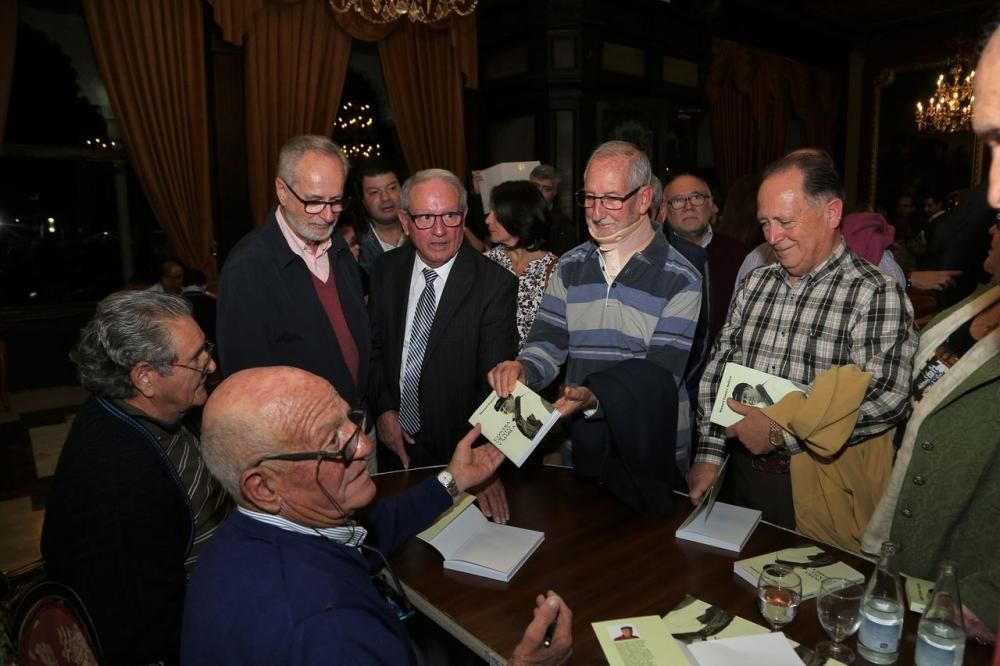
[687,462,721,506]
[725,399,778,455]
[471,474,509,524]
[509,591,573,666]
[553,385,597,418]
[488,360,527,398]
[376,410,414,469]
[446,425,504,496]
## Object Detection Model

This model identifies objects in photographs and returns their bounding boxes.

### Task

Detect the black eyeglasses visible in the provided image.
[405,210,464,229]
[281,179,349,215]
[666,192,711,210]
[575,186,642,210]
[255,409,367,467]
[171,341,214,377]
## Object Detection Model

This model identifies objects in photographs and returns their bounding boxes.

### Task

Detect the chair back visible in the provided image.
[14,580,102,666]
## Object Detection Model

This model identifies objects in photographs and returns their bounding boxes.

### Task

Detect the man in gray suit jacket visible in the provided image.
[369,168,518,522]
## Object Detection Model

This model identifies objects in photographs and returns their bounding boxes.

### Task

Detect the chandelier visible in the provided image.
[915,60,975,133]
[328,0,477,23]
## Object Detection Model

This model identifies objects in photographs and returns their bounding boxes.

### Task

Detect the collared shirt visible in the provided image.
[696,240,918,465]
[373,225,407,253]
[399,252,458,386]
[734,241,906,290]
[276,207,333,282]
[237,505,368,547]
[518,232,702,466]
[118,401,232,571]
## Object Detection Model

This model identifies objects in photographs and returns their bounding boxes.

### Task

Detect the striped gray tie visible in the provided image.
[398,268,438,434]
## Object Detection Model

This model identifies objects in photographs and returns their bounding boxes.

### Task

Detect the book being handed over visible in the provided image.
[469,382,561,467]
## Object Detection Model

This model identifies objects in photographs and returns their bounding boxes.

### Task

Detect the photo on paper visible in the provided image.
[607,624,641,641]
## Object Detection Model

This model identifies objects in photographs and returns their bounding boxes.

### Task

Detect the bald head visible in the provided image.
[201,367,350,499]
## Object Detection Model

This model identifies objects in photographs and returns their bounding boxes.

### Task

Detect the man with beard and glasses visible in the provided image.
[181,366,572,665]
[216,136,370,447]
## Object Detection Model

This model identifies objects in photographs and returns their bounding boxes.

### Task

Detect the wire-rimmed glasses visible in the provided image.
[666,192,711,210]
[170,341,215,376]
[281,178,349,215]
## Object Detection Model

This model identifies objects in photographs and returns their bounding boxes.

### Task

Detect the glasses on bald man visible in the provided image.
[254,409,367,467]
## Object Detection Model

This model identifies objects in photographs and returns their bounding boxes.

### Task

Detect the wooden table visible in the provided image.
[376,464,994,665]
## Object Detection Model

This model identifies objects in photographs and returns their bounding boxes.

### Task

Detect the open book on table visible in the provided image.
[733,545,865,600]
[469,381,561,467]
[709,362,802,428]
[416,494,544,583]
[675,457,761,552]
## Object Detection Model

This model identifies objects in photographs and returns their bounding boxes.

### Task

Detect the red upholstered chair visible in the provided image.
[14,581,102,666]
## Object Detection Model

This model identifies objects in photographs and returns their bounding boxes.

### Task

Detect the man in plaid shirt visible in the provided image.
[688,150,918,528]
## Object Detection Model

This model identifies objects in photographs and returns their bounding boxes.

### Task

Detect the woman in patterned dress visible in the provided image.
[484,180,560,350]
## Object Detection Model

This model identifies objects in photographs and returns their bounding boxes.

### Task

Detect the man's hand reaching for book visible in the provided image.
[488,360,527,398]
[687,462,720,505]
[724,400,775,455]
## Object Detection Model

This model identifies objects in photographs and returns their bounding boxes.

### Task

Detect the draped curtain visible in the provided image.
[708,39,842,192]
[0,1,16,142]
[82,0,218,282]
[209,0,476,225]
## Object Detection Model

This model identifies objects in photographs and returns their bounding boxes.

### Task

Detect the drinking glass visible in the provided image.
[816,577,865,664]
[757,563,803,632]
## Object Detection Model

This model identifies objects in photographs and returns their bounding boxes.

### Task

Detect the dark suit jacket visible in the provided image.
[217,209,370,408]
[369,242,518,465]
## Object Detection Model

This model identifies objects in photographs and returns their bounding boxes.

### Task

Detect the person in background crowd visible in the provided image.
[484,180,559,349]
[147,259,184,295]
[531,164,579,254]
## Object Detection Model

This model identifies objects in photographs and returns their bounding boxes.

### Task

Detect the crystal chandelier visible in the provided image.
[328,0,477,23]
[915,60,975,133]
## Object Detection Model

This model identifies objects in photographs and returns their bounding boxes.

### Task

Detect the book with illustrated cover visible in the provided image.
[416,494,544,583]
[710,362,802,428]
[592,615,689,666]
[661,596,847,665]
[469,382,561,467]
[905,575,934,613]
[733,546,866,600]
[675,457,761,552]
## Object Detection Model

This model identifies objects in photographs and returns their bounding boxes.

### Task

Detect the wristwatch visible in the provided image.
[768,421,787,451]
[436,469,460,498]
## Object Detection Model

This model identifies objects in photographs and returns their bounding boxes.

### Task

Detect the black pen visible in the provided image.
[543,608,559,648]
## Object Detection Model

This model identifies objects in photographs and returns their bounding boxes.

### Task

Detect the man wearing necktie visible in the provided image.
[368,168,518,522]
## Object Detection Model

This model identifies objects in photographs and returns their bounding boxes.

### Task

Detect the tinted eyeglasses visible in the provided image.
[281,179,349,215]
[255,409,367,467]
[575,186,642,210]
[171,341,214,377]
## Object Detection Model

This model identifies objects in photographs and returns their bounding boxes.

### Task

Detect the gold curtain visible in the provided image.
[0,1,17,142]
[378,17,469,179]
[82,0,218,282]
[243,0,352,225]
[708,39,841,190]
[707,40,755,192]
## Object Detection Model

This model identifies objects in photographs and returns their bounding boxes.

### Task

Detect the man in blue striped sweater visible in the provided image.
[488,141,702,476]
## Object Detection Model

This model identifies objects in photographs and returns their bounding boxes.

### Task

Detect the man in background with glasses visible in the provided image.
[217,135,371,469]
[368,168,517,523]
[183,366,572,665]
[488,141,702,513]
[664,173,747,350]
[42,291,230,665]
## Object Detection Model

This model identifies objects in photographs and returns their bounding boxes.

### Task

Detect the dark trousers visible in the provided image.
[723,445,796,529]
